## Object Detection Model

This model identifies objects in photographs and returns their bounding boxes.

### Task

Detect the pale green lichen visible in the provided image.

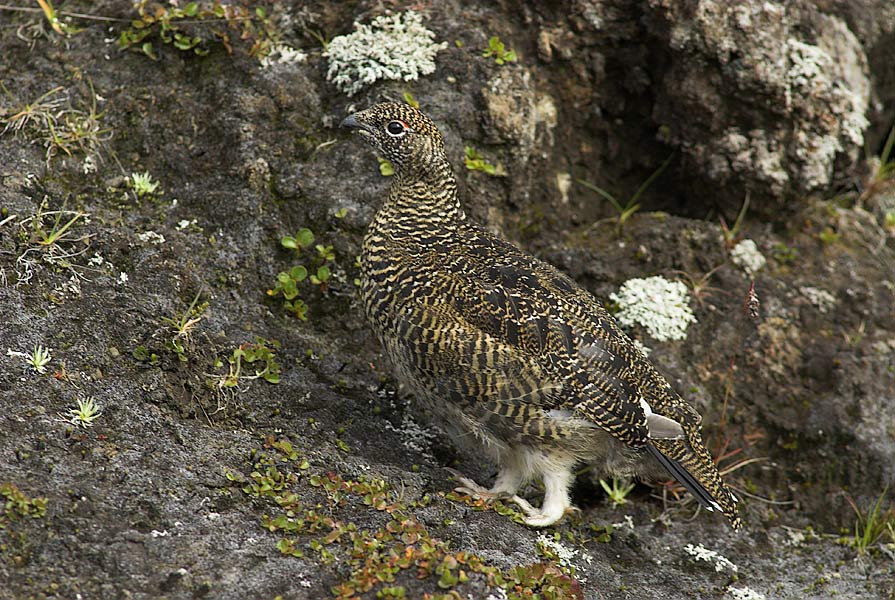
[610,276,696,342]
[325,11,446,97]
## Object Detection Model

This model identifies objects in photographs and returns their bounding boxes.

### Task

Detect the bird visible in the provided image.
[341,102,741,529]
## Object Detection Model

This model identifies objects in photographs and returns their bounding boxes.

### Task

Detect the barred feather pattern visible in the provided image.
[345,103,741,529]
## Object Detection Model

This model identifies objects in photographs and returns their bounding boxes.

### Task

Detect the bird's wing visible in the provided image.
[442,232,654,447]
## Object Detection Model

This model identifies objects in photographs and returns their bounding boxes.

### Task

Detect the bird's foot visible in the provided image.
[508,496,579,528]
[446,468,513,502]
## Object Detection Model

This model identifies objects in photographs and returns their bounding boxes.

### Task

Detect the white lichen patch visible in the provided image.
[727,586,766,600]
[325,11,447,97]
[259,44,307,68]
[684,543,738,573]
[786,37,870,190]
[536,533,593,580]
[383,411,437,458]
[136,231,166,245]
[610,276,696,342]
[799,286,837,313]
[730,239,766,276]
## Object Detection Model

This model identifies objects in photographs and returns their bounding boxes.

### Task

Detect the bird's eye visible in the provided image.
[386,121,407,136]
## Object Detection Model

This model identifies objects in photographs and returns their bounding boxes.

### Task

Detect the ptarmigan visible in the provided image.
[342,103,740,528]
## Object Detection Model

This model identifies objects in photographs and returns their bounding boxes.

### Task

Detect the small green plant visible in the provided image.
[6,345,52,373]
[213,339,281,388]
[270,266,309,319]
[129,171,160,197]
[377,156,394,177]
[36,0,81,35]
[269,228,335,319]
[161,290,206,362]
[1,82,110,165]
[818,226,840,245]
[280,228,315,251]
[599,477,635,507]
[402,91,419,109]
[31,208,86,247]
[117,0,280,60]
[720,194,751,247]
[464,146,503,176]
[0,482,47,528]
[12,199,93,285]
[334,207,348,219]
[28,345,52,373]
[885,211,895,230]
[132,345,160,365]
[66,397,102,428]
[482,35,517,65]
[845,489,894,555]
[771,242,798,264]
[861,122,895,203]
[578,154,673,228]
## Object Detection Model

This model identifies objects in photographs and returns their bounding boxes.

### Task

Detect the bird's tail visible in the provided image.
[648,431,742,529]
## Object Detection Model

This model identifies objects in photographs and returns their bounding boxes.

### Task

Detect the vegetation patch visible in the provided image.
[230,436,584,599]
[117,0,280,60]
[268,227,335,320]
[0,483,47,528]
[1,82,110,165]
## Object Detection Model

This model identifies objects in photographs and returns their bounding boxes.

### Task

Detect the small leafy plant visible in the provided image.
[129,171,160,197]
[161,290,206,362]
[377,157,394,177]
[0,482,48,527]
[845,489,895,555]
[482,35,517,65]
[213,339,281,388]
[599,477,635,507]
[6,345,52,373]
[464,146,503,176]
[402,91,420,109]
[66,397,103,428]
[36,0,81,35]
[1,83,109,165]
[771,242,798,264]
[117,0,280,60]
[268,228,335,320]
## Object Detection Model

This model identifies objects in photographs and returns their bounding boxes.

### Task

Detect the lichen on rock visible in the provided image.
[610,276,697,342]
[324,11,447,97]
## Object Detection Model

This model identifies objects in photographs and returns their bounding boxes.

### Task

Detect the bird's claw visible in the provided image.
[446,468,511,502]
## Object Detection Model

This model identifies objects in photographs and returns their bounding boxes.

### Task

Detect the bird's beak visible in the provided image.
[340,113,373,135]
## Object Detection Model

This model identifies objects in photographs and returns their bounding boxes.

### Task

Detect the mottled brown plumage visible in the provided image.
[342,103,741,529]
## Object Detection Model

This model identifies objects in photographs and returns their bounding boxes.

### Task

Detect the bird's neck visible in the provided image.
[376,157,466,232]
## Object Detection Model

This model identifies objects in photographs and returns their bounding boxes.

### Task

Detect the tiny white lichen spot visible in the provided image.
[730,239,766,276]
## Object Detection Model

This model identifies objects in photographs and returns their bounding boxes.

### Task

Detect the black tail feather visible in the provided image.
[647,442,720,512]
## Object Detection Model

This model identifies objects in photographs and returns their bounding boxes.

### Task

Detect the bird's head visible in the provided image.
[340,103,447,174]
